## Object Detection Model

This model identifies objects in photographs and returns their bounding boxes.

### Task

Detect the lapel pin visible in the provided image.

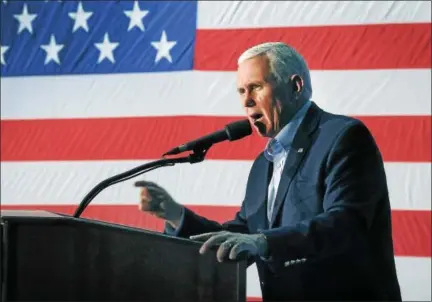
[298,148,304,153]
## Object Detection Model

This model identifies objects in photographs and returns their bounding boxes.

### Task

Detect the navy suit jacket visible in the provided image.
[168,102,402,301]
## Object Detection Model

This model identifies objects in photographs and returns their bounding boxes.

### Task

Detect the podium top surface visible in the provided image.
[0,209,197,245]
[1,210,64,218]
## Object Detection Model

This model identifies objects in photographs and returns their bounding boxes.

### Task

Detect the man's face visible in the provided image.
[236,55,284,138]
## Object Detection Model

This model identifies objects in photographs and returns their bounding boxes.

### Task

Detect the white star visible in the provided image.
[14,3,37,34]
[2,0,7,5]
[151,31,177,63]
[94,33,119,64]
[69,2,93,33]
[40,35,64,65]
[1,45,9,65]
[124,1,149,31]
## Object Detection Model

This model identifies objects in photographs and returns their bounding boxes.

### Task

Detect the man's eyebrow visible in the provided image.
[238,80,265,88]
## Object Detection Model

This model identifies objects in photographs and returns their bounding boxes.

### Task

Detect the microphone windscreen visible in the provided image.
[225,119,252,141]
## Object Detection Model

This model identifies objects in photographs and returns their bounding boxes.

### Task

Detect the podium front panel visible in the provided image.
[1,212,246,302]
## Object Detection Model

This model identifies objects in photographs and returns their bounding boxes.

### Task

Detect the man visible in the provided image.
[136,42,402,301]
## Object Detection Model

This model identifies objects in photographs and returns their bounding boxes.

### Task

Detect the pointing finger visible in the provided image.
[135,180,158,187]
[135,181,167,193]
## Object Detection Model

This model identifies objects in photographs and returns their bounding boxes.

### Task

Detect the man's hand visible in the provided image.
[190,231,268,262]
[135,180,184,228]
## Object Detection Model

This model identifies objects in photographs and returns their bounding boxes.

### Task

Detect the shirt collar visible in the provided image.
[264,100,312,162]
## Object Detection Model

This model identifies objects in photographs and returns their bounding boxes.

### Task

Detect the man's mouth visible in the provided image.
[250,113,263,123]
[249,113,267,135]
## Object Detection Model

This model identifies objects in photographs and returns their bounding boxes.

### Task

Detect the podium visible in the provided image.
[0,210,247,302]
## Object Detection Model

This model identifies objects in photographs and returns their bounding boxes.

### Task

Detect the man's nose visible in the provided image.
[243,96,256,108]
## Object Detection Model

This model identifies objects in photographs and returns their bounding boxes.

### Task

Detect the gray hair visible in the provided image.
[237,42,312,100]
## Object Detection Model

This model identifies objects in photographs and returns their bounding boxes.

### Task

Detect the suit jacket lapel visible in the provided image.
[269,102,322,227]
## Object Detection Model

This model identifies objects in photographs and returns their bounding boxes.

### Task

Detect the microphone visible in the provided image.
[163,119,252,156]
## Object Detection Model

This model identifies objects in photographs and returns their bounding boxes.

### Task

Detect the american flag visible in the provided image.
[1,1,431,300]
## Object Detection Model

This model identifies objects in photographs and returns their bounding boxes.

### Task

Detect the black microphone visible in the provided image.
[163,119,252,156]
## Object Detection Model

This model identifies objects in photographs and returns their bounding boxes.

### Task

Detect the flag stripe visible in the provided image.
[197,1,432,29]
[393,256,432,301]
[1,69,431,119]
[0,204,430,257]
[1,161,430,211]
[1,115,430,162]
[194,23,432,71]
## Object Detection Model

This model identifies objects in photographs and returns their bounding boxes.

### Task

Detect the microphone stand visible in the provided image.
[73,147,210,218]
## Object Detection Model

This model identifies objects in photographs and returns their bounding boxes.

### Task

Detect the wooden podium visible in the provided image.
[0,210,246,302]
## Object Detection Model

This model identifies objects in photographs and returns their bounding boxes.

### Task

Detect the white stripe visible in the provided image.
[197,1,431,29]
[1,161,430,210]
[246,256,431,301]
[394,256,432,301]
[1,69,430,119]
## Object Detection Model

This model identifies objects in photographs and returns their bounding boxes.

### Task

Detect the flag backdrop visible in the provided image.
[1,1,431,300]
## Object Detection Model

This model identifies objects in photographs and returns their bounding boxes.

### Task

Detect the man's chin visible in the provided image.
[253,121,270,137]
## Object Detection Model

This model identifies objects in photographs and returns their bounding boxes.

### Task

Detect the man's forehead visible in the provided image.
[236,56,270,85]
[236,74,266,86]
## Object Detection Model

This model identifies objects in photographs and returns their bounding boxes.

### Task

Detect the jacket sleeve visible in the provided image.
[164,201,250,238]
[261,120,388,268]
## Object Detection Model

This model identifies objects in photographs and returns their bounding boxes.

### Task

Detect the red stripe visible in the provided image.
[1,115,430,162]
[194,23,432,70]
[1,205,430,257]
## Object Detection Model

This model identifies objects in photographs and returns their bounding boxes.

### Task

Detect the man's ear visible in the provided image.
[291,74,304,93]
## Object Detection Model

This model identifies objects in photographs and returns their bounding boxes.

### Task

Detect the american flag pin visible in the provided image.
[298,148,304,153]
